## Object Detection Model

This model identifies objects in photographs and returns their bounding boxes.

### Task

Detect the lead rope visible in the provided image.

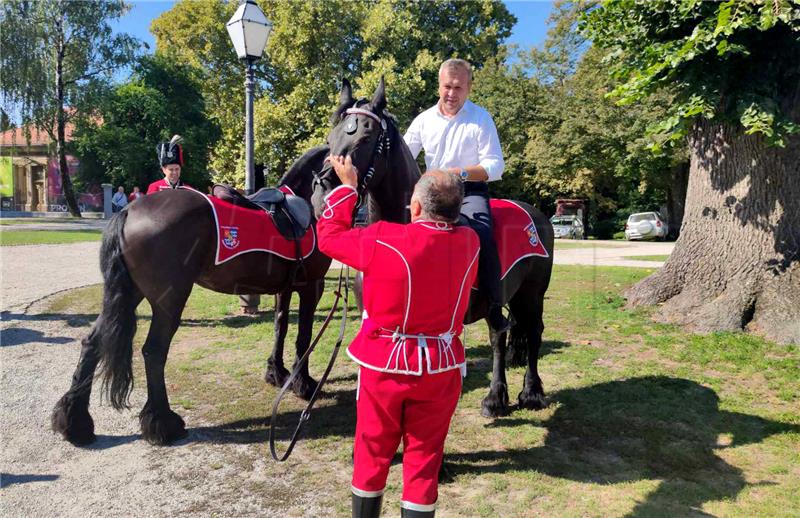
[269,266,350,461]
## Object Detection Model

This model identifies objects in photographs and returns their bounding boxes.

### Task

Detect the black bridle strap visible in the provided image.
[269,266,350,462]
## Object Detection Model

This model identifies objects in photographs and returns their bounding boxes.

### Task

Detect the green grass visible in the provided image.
[0,217,89,225]
[0,229,102,245]
[622,254,671,262]
[46,265,800,517]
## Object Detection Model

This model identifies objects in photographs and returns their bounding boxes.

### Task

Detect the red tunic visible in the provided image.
[146,178,193,194]
[317,185,480,376]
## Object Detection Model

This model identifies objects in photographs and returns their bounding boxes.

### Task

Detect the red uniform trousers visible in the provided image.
[352,365,461,511]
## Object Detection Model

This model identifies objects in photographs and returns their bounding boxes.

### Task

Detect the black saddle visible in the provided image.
[212,184,312,241]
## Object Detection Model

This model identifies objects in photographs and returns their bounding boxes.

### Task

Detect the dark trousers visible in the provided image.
[461,182,502,307]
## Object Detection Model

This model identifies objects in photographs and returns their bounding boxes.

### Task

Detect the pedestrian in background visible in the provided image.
[111,186,128,213]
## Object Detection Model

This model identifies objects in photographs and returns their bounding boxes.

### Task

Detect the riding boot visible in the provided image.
[400,507,435,518]
[352,493,383,518]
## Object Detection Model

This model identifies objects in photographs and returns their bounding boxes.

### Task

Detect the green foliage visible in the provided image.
[582,0,800,147]
[152,0,515,187]
[73,55,219,191]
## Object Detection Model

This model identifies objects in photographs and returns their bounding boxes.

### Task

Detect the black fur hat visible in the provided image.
[156,135,184,167]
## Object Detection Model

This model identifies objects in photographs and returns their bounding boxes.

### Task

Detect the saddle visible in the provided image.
[212,184,312,241]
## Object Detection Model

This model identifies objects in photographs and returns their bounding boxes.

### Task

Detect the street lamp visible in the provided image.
[226,0,272,195]
[227,0,271,314]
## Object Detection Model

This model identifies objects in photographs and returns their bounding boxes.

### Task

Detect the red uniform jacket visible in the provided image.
[146,178,193,194]
[317,185,480,376]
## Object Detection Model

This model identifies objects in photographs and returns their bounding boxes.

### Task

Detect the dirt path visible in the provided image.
[0,242,312,516]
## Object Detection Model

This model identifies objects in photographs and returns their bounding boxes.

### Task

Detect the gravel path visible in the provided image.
[0,234,673,516]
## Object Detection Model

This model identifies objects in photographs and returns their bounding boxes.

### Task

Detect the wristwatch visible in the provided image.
[458,168,469,182]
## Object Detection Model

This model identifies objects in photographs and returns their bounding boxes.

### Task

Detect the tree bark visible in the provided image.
[666,160,689,240]
[626,119,800,345]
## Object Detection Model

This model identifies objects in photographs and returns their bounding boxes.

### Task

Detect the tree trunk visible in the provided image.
[55,12,80,218]
[626,119,800,345]
[666,160,689,240]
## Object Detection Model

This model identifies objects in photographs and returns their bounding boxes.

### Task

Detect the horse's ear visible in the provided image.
[339,78,354,106]
[371,76,386,114]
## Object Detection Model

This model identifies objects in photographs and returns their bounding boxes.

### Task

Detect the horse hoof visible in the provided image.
[265,363,290,387]
[140,408,187,445]
[52,395,96,446]
[518,389,548,410]
[291,375,319,401]
[480,390,510,418]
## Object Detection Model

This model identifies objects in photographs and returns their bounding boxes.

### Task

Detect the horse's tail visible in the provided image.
[96,209,139,410]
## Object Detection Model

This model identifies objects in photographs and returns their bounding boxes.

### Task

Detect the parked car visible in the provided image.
[550,215,585,239]
[624,212,668,241]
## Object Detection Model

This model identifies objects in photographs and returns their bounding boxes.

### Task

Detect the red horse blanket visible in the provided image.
[489,199,550,282]
[192,186,315,265]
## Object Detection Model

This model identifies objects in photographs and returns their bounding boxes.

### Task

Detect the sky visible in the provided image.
[112,0,554,55]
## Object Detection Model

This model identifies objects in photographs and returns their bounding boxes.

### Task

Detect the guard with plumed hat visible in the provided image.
[147,135,194,194]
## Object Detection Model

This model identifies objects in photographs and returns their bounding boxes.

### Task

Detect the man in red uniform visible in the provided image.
[318,155,480,518]
[146,135,193,194]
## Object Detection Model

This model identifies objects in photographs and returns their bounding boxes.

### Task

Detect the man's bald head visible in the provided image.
[411,170,464,223]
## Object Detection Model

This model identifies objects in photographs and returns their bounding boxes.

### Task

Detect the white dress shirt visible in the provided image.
[403,100,504,182]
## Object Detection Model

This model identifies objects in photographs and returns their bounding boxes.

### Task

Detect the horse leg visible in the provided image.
[265,290,292,387]
[139,297,190,445]
[481,324,510,417]
[507,317,528,367]
[513,289,547,410]
[51,326,102,445]
[290,278,324,400]
[53,253,143,445]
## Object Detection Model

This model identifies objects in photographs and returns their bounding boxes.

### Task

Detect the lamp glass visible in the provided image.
[226,1,272,60]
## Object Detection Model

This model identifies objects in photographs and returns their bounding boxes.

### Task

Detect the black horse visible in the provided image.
[51,80,417,446]
[309,83,555,418]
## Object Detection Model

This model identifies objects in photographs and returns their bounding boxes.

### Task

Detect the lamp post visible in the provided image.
[226,0,272,195]
[227,0,271,314]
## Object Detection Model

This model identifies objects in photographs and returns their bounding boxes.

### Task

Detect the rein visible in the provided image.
[269,266,350,462]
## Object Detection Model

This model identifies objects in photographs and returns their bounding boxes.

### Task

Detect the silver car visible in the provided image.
[551,215,584,239]
[625,212,668,241]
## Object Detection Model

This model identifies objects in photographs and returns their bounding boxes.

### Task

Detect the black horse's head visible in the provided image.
[310,78,390,218]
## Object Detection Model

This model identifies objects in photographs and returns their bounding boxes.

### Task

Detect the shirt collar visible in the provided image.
[413,219,453,231]
[436,99,472,120]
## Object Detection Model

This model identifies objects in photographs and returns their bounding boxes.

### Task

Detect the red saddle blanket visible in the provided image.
[489,199,550,282]
[193,186,316,265]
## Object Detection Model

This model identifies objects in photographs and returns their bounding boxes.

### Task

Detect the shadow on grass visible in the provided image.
[189,388,357,446]
[445,376,799,516]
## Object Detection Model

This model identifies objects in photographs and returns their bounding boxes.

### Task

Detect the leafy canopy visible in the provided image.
[581,0,800,148]
[152,0,515,187]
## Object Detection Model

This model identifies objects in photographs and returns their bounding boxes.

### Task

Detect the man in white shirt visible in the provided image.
[404,58,509,332]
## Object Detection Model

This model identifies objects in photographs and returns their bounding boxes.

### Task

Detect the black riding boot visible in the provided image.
[352,493,383,518]
[400,506,435,518]
[461,183,510,334]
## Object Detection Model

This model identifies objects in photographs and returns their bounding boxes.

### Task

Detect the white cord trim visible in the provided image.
[449,248,480,332]
[352,486,385,498]
[400,500,437,512]
[375,240,411,333]
[322,186,358,219]
[345,107,382,124]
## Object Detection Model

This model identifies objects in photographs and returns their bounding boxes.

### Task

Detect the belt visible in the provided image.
[377,327,459,373]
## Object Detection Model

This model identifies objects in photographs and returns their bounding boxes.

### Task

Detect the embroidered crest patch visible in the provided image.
[221,226,240,249]
[524,222,540,247]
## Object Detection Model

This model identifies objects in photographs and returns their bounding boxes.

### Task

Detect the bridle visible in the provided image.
[313,102,392,209]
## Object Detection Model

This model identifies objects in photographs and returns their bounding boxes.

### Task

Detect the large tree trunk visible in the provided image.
[626,119,800,344]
